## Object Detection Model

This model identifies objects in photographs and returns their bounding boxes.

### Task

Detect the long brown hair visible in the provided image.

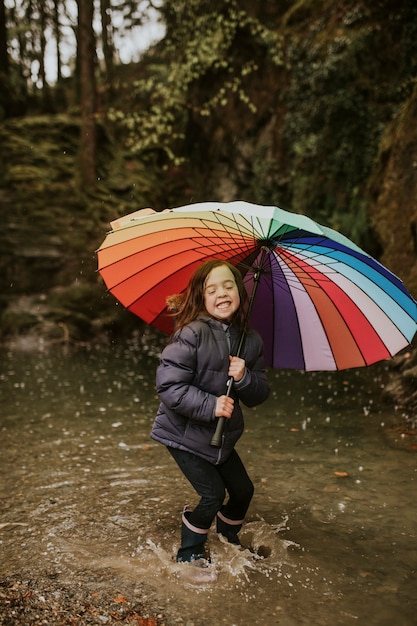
[167,260,248,331]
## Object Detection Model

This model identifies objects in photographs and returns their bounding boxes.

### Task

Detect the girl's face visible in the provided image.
[203,265,240,322]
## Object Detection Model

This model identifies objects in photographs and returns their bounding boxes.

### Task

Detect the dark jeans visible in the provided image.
[167,447,254,530]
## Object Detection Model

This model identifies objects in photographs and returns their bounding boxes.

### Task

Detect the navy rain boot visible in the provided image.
[176,508,209,563]
[175,508,217,584]
[216,510,243,545]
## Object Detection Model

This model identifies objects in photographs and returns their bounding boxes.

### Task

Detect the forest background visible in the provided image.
[0,0,416,416]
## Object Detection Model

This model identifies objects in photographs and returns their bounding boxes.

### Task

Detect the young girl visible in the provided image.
[151,260,270,565]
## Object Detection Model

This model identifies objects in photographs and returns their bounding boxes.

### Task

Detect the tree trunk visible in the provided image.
[39,0,53,112]
[0,0,8,77]
[53,0,62,82]
[100,0,114,86]
[77,0,97,190]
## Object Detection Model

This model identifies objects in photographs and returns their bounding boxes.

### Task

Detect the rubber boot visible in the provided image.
[176,508,209,563]
[216,510,243,545]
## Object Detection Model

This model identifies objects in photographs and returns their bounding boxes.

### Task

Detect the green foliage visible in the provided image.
[282,12,415,243]
[108,0,284,166]
[238,145,285,208]
[330,192,371,251]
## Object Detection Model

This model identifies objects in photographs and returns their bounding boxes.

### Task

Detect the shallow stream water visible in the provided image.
[1,334,416,625]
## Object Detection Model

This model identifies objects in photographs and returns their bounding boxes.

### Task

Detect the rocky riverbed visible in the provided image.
[0,574,164,626]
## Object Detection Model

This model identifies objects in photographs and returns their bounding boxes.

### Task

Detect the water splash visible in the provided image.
[132,518,296,590]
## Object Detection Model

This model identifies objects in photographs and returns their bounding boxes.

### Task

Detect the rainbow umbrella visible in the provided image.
[97,201,417,371]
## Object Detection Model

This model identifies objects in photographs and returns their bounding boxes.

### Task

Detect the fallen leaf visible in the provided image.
[113,595,127,603]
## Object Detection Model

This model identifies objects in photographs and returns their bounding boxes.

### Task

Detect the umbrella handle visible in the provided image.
[210,416,226,448]
[209,376,233,448]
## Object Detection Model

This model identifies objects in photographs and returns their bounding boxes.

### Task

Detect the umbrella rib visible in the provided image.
[203,211,260,254]
[271,253,306,369]
[280,242,416,327]
[136,209,277,314]
[104,212,262,296]
[274,251,346,369]
[119,250,260,312]
[278,248,394,366]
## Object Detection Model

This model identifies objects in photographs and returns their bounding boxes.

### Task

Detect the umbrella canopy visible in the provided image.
[97,201,417,371]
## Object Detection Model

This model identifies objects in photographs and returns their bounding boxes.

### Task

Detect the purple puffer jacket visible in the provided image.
[151,316,270,464]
